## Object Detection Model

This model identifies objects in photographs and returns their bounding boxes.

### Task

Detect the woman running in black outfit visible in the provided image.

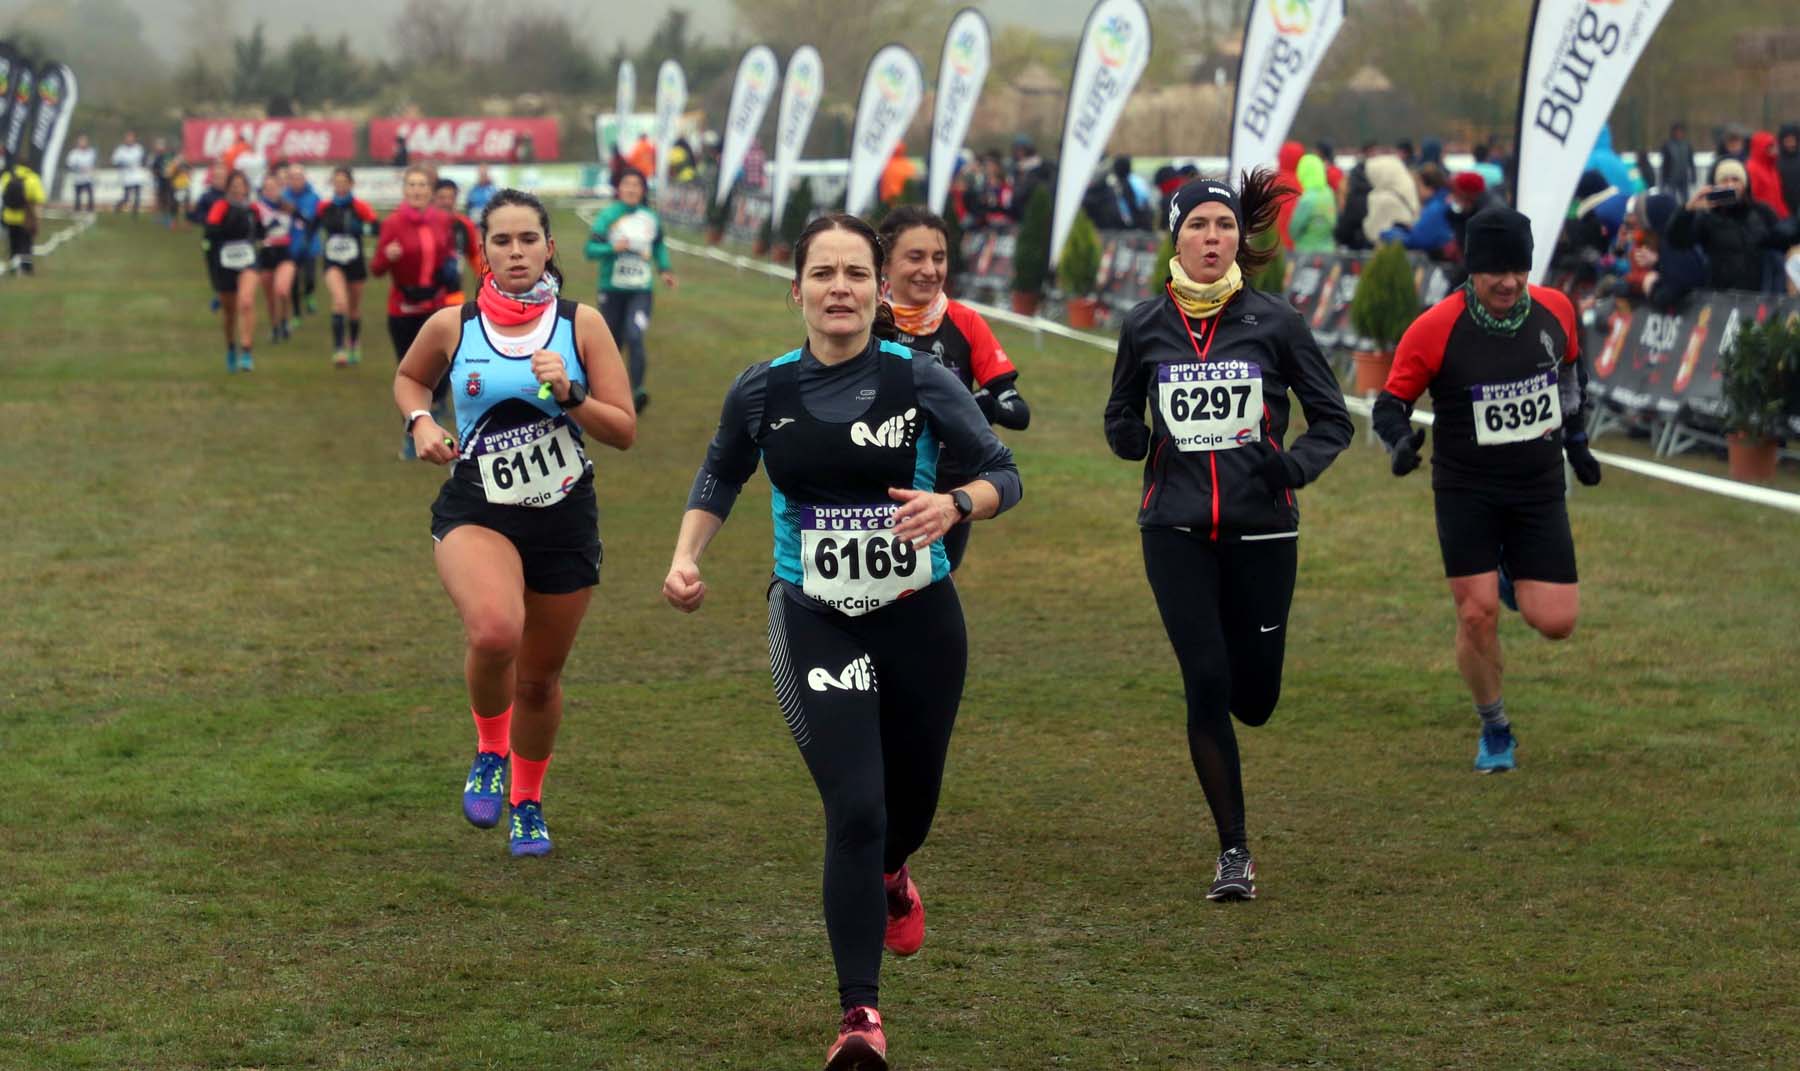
[1104,171,1352,901]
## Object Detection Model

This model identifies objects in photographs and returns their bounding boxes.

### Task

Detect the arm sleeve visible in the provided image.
[1275,311,1354,486]
[369,219,394,276]
[684,365,768,520]
[916,359,1023,514]
[1535,287,1588,433]
[205,199,228,228]
[585,206,617,266]
[1103,320,1152,460]
[356,199,378,224]
[955,305,1018,386]
[975,370,1031,431]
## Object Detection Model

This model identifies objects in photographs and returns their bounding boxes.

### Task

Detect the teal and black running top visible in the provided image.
[688,338,1022,608]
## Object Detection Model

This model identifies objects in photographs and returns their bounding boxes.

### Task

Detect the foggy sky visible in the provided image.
[2,0,1103,64]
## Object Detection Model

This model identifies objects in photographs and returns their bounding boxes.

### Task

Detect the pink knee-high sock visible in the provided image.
[510,754,550,805]
[473,705,512,757]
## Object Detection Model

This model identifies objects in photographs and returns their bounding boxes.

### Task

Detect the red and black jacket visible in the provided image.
[1105,286,1353,540]
[1375,284,1584,496]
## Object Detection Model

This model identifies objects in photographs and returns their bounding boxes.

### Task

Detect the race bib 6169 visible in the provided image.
[799,505,928,616]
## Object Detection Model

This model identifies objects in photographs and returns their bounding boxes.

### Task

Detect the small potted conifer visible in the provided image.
[1347,241,1420,394]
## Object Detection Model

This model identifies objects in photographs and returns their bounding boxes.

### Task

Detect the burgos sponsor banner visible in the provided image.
[369,118,560,163]
[772,45,824,230]
[28,61,77,191]
[0,43,19,158]
[1227,0,1345,182]
[3,60,33,161]
[928,8,991,216]
[654,60,686,191]
[184,119,356,163]
[718,45,779,207]
[1515,0,1673,283]
[846,44,925,217]
[1051,0,1152,266]
[615,60,636,142]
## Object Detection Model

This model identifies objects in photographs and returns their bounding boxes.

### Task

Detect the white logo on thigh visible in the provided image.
[807,655,876,692]
[850,407,918,449]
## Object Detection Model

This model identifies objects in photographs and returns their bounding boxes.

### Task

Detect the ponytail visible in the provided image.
[1233,166,1292,276]
[871,300,901,341]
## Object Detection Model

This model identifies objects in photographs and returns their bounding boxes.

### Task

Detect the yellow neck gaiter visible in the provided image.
[1167,258,1243,319]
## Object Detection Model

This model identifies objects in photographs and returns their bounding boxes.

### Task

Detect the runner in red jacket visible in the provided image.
[372,165,457,455]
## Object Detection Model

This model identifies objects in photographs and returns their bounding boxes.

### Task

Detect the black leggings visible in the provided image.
[599,289,653,394]
[767,580,967,1011]
[1141,527,1297,854]
[390,313,448,405]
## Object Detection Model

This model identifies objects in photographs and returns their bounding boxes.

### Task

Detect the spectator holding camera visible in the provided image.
[1666,159,1799,293]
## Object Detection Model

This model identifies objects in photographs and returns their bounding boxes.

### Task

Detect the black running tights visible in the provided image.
[767,580,966,1010]
[1141,527,1297,853]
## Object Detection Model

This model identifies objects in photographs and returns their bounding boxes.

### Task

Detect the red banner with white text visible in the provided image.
[183,119,357,162]
[368,118,560,162]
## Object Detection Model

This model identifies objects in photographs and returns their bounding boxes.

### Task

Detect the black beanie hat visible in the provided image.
[1167,177,1241,236]
[1463,206,1533,274]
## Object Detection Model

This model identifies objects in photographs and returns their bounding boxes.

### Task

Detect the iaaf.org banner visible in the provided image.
[718,45,779,206]
[928,9,990,216]
[184,119,356,163]
[1227,0,1345,183]
[654,60,686,190]
[1051,0,1151,266]
[845,44,924,217]
[369,118,561,162]
[1514,0,1673,283]
[772,45,823,230]
[27,61,76,192]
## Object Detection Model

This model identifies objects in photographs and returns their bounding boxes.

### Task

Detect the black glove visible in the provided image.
[1565,433,1602,486]
[973,387,998,423]
[1390,428,1427,477]
[1108,419,1149,461]
[1257,450,1302,495]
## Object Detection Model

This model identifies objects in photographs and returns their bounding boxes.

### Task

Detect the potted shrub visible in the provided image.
[774,176,813,265]
[704,175,733,246]
[1347,241,1420,394]
[1719,316,1797,483]
[1248,230,1288,293]
[1058,212,1103,329]
[1010,184,1052,316]
[753,214,772,258]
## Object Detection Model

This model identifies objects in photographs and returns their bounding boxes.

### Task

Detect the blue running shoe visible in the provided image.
[509,801,552,857]
[1475,727,1517,773]
[462,751,508,828]
[1497,561,1518,613]
[226,347,238,373]
[238,350,254,372]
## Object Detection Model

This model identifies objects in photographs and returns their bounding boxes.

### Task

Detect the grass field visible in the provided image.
[2,211,1797,1070]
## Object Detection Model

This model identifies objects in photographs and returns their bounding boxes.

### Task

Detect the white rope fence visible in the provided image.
[0,207,98,278]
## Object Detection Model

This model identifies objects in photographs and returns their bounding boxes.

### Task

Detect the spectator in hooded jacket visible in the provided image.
[1288,154,1337,253]
[1314,140,1343,194]
[1745,130,1791,219]
[1444,171,1500,265]
[1777,124,1800,221]
[1383,163,1455,256]
[1667,158,1799,293]
[1657,122,1697,203]
[1362,154,1419,247]
[1275,140,1305,249]
[1334,145,1376,251]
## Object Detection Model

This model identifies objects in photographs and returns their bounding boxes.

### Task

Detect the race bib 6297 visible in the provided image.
[1157,360,1264,452]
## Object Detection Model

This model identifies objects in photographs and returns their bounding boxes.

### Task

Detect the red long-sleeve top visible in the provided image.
[370,204,456,317]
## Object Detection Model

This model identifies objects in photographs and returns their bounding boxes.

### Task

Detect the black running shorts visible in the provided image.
[430,476,601,595]
[1433,485,1578,584]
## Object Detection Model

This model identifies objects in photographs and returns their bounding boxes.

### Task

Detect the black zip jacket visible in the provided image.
[1105,286,1353,539]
